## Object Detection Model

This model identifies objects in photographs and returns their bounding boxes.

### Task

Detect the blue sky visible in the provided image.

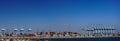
[0,0,120,32]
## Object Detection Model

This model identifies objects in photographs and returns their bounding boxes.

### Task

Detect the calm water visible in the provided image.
[40,37,120,41]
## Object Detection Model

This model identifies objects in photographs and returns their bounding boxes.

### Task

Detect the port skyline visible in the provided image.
[0,0,119,32]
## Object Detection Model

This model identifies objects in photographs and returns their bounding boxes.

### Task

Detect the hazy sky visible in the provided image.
[0,0,120,32]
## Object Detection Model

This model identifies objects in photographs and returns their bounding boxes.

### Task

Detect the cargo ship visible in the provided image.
[0,24,120,41]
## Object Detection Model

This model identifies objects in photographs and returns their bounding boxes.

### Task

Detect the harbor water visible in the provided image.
[40,37,120,41]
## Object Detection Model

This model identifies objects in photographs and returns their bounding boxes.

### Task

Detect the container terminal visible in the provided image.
[0,24,120,41]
